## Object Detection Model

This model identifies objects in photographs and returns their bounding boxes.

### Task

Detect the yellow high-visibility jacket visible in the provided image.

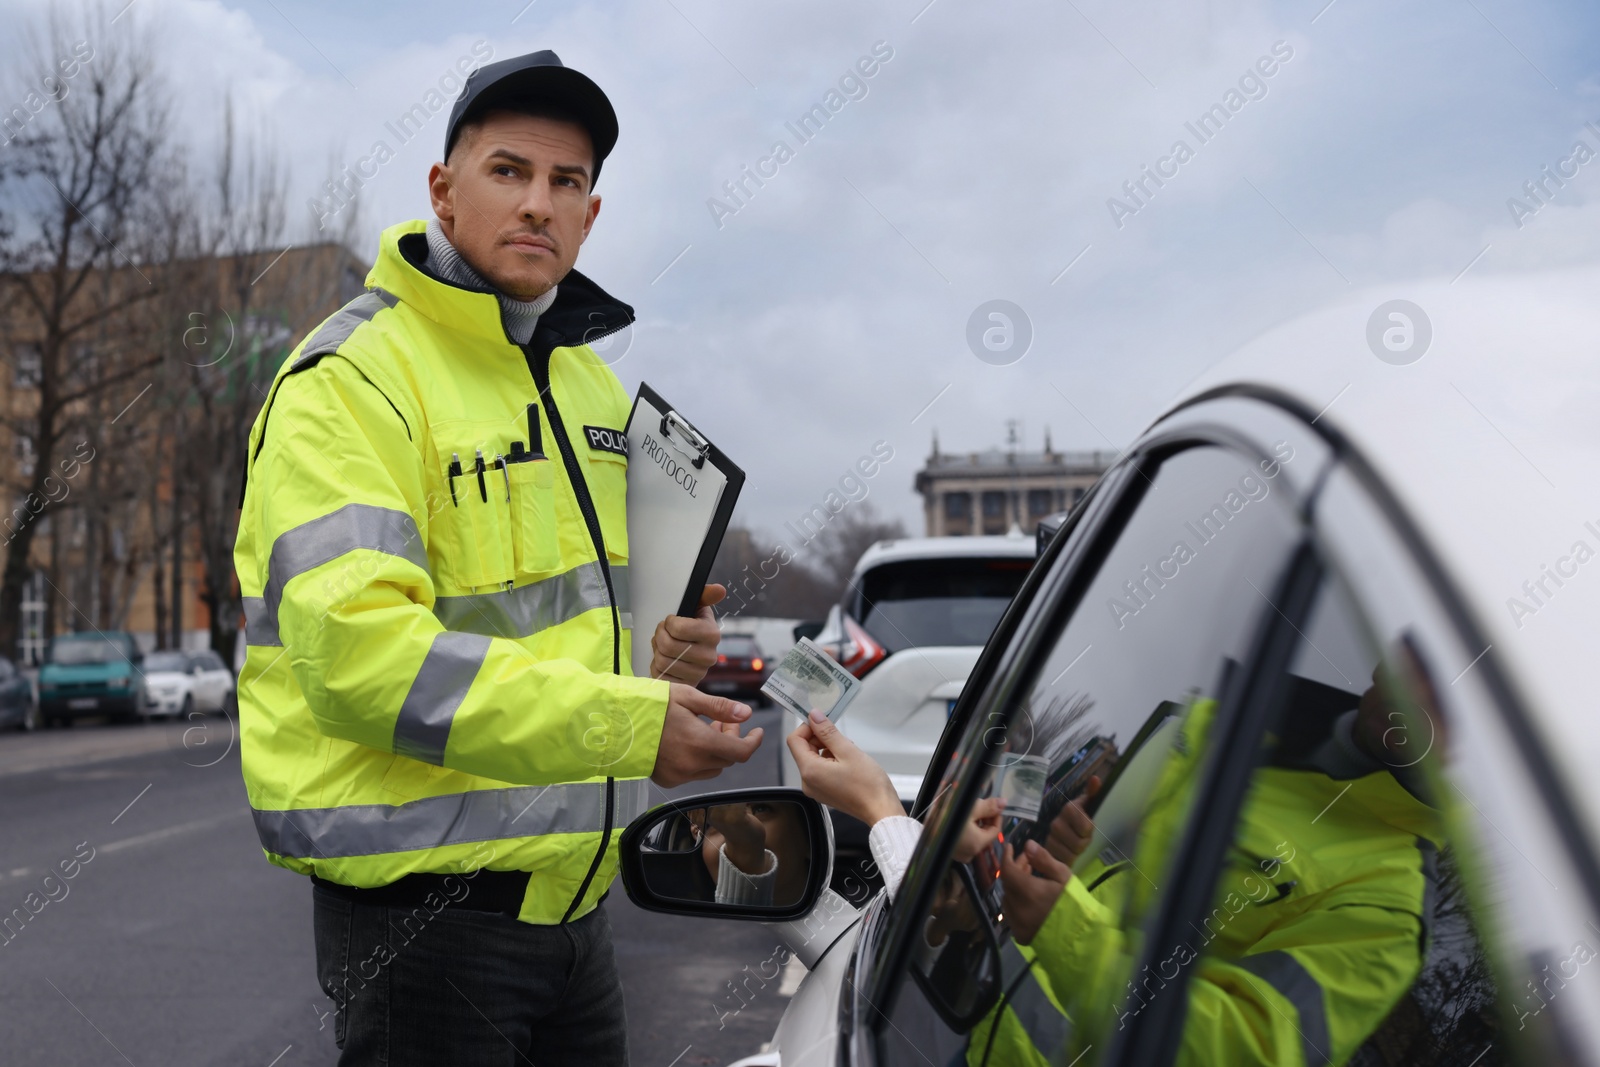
[234,219,668,925]
[974,698,1441,1067]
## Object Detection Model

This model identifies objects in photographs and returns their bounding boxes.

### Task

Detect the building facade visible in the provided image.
[1,241,368,664]
[914,434,1113,537]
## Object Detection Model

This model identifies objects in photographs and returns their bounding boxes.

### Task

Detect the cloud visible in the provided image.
[2,0,1595,540]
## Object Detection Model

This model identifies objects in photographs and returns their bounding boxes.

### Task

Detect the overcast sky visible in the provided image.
[4,0,1598,541]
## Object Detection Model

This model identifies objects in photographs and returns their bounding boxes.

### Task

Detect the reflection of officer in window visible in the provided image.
[994,641,1448,1067]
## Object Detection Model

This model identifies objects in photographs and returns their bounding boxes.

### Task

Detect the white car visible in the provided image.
[782,534,1039,802]
[142,649,236,718]
[621,272,1600,1067]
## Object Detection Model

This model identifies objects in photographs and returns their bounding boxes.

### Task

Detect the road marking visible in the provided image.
[111,783,153,824]
[101,813,239,855]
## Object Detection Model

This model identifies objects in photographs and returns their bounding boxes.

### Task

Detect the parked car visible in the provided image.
[620,276,1600,1067]
[698,633,769,701]
[782,534,1038,803]
[143,648,237,718]
[37,631,146,727]
[186,649,237,715]
[0,655,38,731]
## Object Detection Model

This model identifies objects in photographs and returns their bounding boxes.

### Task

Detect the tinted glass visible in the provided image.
[146,652,188,672]
[1172,572,1510,1066]
[195,651,227,671]
[877,443,1304,1066]
[48,636,133,666]
[856,557,1033,653]
[1310,469,1600,1064]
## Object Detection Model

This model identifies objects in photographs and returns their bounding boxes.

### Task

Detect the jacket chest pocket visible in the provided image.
[506,457,560,576]
[577,422,630,561]
[430,420,560,591]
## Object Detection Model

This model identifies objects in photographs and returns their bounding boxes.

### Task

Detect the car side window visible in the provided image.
[1300,468,1600,1064]
[874,443,1305,1067]
[1142,571,1509,1067]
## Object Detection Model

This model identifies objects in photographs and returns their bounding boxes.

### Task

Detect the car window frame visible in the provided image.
[838,463,1131,1063]
[854,425,1327,1065]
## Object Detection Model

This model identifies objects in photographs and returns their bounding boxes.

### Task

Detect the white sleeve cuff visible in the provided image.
[714,845,779,906]
[868,816,924,902]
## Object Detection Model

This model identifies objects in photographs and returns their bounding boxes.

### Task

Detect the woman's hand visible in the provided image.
[786,710,904,826]
[952,796,1005,864]
[706,803,769,874]
[999,839,1072,945]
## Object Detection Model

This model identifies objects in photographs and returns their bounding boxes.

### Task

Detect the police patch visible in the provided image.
[583,425,629,458]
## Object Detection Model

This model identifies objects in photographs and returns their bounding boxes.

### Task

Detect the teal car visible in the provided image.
[38,632,147,727]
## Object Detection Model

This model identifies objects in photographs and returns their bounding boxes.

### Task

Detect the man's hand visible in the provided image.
[785,710,904,826]
[650,683,763,788]
[650,584,726,685]
[1042,775,1100,867]
[999,839,1071,945]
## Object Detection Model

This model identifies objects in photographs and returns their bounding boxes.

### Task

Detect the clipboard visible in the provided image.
[623,383,745,678]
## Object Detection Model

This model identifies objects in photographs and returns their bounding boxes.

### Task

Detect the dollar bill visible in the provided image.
[996,753,1049,821]
[761,637,861,724]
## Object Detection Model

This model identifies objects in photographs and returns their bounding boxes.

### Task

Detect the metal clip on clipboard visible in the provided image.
[659,409,711,469]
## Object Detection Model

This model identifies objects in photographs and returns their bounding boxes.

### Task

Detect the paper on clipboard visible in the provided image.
[623,384,744,679]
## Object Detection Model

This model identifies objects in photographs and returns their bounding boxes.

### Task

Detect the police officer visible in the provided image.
[235,51,763,1065]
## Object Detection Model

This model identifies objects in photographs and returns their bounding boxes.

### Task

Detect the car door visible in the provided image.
[846,429,1321,1067]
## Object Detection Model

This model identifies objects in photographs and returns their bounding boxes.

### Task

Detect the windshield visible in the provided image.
[854,556,1033,653]
[49,636,133,666]
[145,652,188,673]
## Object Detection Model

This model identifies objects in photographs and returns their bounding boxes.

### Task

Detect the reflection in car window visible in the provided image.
[877,444,1304,1067]
[147,652,188,673]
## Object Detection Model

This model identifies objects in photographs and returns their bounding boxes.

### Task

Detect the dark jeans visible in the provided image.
[312,882,628,1066]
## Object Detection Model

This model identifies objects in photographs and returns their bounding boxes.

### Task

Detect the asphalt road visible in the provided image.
[0,703,795,1066]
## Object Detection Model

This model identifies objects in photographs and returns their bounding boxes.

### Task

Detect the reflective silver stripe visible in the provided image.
[250,503,428,646]
[1000,941,1071,1059]
[243,597,279,648]
[432,561,626,638]
[254,778,651,860]
[610,564,631,617]
[392,631,490,765]
[1237,950,1331,1066]
[292,287,399,370]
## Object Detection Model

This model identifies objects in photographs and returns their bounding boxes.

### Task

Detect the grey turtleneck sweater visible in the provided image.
[424,218,557,345]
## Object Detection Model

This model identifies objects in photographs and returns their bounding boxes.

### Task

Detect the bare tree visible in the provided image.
[177,98,295,665]
[0,7,172,655]
[805,502,908,593]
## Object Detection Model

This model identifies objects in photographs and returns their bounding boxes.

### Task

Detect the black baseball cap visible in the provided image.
[444,50,619,188]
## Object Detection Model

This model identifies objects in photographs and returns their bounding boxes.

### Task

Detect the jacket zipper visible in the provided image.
[527,344,623,923]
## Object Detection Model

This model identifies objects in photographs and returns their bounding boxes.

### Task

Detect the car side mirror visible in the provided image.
[619,788,833,922]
